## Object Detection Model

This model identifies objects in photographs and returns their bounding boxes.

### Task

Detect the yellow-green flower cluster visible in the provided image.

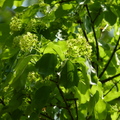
[25,18,46,33]
[13,32,38,52]
[27,71,40,82]
[12,35,21,48]
[10,13,23,32]
[19,32,38,52]
[25,18,37,33]
[66,38,92,59]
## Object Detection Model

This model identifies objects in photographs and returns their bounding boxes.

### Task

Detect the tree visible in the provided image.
[0,0,120,119]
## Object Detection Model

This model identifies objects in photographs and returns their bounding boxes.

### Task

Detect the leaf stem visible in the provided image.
[99,36,120,78]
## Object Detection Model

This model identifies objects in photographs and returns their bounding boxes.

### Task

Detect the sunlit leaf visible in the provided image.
[94,99,107,120]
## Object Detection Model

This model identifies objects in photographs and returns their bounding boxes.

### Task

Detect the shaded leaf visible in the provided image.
[35,53,57,78]
[32,86,51,110]
[55,4,73,18]
[44,0,54,4]
[2,0,14,9]
[11,109,23,120]
[60,60,79,88]
[104,7,117,25]
[2,55,32,89]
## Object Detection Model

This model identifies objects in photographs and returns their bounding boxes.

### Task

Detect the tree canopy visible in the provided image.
[0,0,120,119]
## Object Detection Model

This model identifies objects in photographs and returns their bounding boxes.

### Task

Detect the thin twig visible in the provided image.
[101,73,120,84]
[40,113,54,120]
[76,16,89,43]
[103,80,120,97]
[85,4,99,76]
[56,84,74,120]
[81,26,89,43]
[99,36,120,78]
[103,85,115,97]
[74,99,78,120]
[93,8,102,24]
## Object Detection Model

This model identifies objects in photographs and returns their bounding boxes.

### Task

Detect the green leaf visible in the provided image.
[55,5,72,18]
[83,16,92,33]
[76,0,90,5]
[11,109,23,120]
[12,55,32,81]
[88,91,99,116]
[22,4,39,23]
[94,98,107,120]
[80,61,90,87]
[104,6,117,25]
[78,82,90,103]
[60,60,79,88]
[2,0,14,9]
[8,91,24,111]
[0,48,19,60]
[35,53,57,78]
[32,86,51,110]
[62,4,73,10]
[43,41,67,61]
[44,0,54,4]
[2,55,32,88]
[29,112,39,120]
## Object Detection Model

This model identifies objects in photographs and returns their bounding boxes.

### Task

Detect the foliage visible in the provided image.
[0,0,120,119]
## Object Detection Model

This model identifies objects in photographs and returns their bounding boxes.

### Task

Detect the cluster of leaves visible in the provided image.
[0,0,120,119]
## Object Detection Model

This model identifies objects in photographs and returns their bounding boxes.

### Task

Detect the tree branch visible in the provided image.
[101,73,120,84]
[99,36,120,78]
[56,84,74,120]
[85,4,99,76]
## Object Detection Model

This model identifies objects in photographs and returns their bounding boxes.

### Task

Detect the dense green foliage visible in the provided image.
[0,0,120,119]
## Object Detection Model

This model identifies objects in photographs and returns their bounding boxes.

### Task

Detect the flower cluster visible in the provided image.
[12,35,21,48]
[10,13,23,32]
[25,18,46,33]
[27,71,40,82]
[13,32,38,52]
[19,32,38,52]
[66,38,92,59]
[25,18,38,33]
